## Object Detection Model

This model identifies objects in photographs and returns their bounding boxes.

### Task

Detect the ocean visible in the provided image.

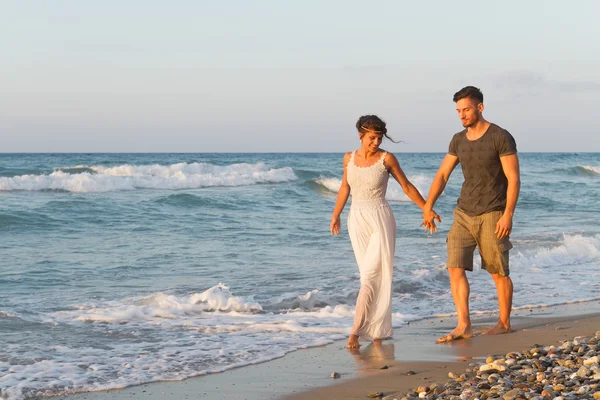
[1,152,599,399]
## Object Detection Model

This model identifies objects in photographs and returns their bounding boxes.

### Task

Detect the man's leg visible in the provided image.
[479,211,514,335]
[437,267,473,343]
[484,273,513,335]
[438,209,477,343]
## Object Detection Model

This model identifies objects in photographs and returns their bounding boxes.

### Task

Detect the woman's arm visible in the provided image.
[385,152,441,232]
[330,152,351,235]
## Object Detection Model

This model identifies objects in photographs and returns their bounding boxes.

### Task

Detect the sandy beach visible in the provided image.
[52,300,600,400]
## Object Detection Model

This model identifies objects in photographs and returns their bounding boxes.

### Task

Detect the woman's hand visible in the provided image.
[421,209,442,234]
[330,216,341,236]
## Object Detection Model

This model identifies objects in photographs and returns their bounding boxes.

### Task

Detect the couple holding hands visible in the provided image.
[330,86,520,349]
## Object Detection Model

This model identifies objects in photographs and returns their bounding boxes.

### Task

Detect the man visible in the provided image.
[422,86,520,343]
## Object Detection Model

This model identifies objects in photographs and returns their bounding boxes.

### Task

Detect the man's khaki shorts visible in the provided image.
[446,208,512,276]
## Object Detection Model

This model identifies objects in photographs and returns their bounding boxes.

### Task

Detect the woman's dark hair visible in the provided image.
[453,86,483,104]
[356,115,398,143]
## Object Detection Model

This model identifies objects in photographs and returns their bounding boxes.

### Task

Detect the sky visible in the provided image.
[2,1,600,153]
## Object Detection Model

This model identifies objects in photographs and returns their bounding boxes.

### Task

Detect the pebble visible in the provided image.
[380,330,600,400]
[585,356,600,366]
[415,385,429,393]
[330,372,340,379]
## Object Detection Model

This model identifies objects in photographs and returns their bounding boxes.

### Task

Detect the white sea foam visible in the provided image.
[386,174,432,202]
[296,289,322,309]
[0,162,297,192]
[188,283,262,313]
[4,283,417,400]
[314,177,342,193]
[512,234,600,269]
[58,284,262,325]
[0,310,17,318]
[579,165,600,175]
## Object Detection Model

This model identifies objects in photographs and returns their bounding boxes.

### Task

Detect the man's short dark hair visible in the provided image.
[453,86,483,104]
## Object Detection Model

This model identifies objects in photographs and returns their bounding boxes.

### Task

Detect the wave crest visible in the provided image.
[0,162,297,192]
[512,234,600,269]
[51,284,263,325]
[576,165,600,176]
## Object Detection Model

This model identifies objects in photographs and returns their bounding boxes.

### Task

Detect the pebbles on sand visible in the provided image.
[383,331,600,400]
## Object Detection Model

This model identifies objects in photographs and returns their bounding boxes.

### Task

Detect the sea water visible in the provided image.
[1,152,599,399]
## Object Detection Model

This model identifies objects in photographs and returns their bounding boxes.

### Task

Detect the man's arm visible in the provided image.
[423,154,459,220]
[495,153,520,238]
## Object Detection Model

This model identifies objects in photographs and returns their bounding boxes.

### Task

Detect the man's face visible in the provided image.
[455,97,482,128]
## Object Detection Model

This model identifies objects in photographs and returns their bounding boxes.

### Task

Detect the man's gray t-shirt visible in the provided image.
[448,123,517,216]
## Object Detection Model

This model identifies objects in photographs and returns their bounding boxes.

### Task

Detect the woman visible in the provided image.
[330,115,439,349]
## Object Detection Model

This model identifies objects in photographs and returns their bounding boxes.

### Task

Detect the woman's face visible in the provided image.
[360,132,383,152]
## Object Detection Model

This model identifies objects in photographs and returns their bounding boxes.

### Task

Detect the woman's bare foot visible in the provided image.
[346,334,360,349]
[483,321,511,336]
[373,338,382,346]
[436,326,473,344]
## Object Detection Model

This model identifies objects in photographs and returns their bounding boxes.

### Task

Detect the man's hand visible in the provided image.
[495,214,513,238]
[421,209,442,234]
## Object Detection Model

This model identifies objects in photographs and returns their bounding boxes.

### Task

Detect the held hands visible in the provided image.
[330,215,341,236]
[421,209,442,234]
[495,213,513,239]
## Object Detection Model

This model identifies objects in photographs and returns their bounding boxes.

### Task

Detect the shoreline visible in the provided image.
[285,302,600,400]
[51,300,600,400]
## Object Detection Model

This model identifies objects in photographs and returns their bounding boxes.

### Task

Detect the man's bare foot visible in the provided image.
[346,334,360,349]
[483,322,511,336]
[436,327,473,344]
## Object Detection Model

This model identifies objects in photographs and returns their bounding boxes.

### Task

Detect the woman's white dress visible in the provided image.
[346,151,396,341]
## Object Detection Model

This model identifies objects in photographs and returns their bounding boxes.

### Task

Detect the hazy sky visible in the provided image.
[3,1,600,152]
